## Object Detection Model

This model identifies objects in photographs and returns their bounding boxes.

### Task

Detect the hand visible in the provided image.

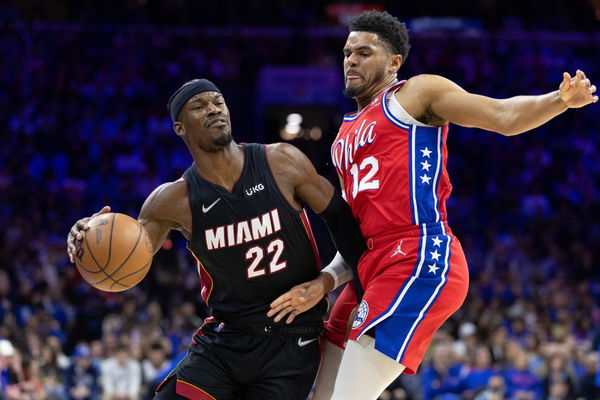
[267,272,334,324]
[67,206,111,263]
[559,69,597,108]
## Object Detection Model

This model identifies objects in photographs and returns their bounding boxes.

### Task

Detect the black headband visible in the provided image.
[167,79,222,122]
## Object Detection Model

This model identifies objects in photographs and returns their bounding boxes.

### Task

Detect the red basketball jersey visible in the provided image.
[331,81,453,239]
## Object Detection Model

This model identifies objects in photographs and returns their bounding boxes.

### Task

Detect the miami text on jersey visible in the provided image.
[204,208,282,250]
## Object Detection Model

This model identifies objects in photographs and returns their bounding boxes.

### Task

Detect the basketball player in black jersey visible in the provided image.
[67,79,365,400]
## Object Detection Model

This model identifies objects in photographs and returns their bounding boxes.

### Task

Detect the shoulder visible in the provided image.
[265,143,314,177]
[264,142,319,192]
[400,74,465,97]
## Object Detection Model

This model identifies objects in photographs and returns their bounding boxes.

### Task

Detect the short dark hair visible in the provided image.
[349,10,410,63]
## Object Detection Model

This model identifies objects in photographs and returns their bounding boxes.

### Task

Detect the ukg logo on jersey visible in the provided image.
[331,120,377,172]
[245,183,264,196]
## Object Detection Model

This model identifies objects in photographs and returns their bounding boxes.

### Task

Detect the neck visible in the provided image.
[355,75,399,111]
[189,141,244,190]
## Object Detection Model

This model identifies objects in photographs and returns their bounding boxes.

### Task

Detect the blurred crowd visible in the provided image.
[1,6,600,400]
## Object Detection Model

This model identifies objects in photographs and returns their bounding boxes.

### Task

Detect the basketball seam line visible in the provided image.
[94,222,142,289]
[103,223,144,289]
[82,228,117,284]
[111,258,151,287]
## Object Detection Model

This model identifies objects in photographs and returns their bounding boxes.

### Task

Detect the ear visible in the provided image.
[389,54,403,74]
[173,121,185,137]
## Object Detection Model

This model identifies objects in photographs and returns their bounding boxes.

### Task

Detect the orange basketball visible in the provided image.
[74,213,153,292]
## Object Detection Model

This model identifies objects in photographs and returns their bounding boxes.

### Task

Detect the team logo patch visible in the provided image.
[352,300,369,329]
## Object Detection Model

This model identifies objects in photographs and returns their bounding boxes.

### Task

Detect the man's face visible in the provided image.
[343,31,391,98]
[176,91,232,152]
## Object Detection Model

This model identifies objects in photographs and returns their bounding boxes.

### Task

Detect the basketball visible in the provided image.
[74,213,153,292]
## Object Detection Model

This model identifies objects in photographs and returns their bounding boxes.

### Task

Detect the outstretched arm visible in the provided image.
[405,70,596,135]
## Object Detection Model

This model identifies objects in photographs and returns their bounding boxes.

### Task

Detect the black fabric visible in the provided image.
[318,190,366,301]
[223,322,323,338]
[154,322,321,400]
[182,143,327,328]
[167,78,221,122]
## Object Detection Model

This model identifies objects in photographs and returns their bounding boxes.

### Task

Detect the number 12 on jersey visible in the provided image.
[349,156,379,198]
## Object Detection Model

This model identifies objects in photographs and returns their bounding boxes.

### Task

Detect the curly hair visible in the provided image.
[349,10,410,63]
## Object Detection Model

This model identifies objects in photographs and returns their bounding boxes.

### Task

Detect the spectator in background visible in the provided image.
[422,342,464,400]
[577,352,600,400]
[453,322,479,362]
[101,344,141,400]
[65,344,101,400]
[462,345,496,399]
[503,349,543,400]
[543,354,576,399]
[141,342,169,390]
[473,375,506,400]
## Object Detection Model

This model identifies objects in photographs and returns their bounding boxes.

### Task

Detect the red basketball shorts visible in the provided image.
[325,222,469,374]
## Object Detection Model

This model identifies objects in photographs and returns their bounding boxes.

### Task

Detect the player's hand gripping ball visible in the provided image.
[73,213,153,292]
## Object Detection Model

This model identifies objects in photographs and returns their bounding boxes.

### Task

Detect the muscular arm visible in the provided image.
[138,179,191,254]
[266,144,365,322]
[400,71,596,136]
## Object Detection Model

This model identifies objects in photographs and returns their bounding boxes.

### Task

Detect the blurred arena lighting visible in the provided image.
[309,127,323,141]
[280,113,303,140]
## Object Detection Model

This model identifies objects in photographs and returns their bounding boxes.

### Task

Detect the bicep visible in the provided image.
[137,184,177,254]
[278,144,335,213]
[430,89,506,131]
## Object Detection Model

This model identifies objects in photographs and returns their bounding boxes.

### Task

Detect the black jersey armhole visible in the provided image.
[182,165,201,244]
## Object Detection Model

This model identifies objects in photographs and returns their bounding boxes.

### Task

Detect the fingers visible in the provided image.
[269,292,291,310]
[286,311,299,324]
[92,205,111,218]
[562,72,571,86]
[267,299,291,318]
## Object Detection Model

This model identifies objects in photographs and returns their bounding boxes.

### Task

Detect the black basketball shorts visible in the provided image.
[153,321,322,400]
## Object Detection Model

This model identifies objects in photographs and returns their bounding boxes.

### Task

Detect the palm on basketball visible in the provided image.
[68,208,153,292]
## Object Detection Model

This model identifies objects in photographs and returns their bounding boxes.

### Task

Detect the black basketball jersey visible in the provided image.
[183,143,327,327]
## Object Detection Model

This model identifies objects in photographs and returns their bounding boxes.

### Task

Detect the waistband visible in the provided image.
[201,318,323,338]
[365,222,452,250]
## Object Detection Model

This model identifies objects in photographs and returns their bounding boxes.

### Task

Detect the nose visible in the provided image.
[206,102,222,116]
[345,53,358,68]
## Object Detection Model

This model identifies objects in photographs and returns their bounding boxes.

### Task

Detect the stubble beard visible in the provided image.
[197,128,233,153]
[343,67,386,98]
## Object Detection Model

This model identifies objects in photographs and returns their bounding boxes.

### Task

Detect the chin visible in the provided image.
[211,131,233,147]
[343,85,364,98]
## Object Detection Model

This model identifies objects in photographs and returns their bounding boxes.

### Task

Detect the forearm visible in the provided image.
[500,90,568,136]
[318,190,366,299]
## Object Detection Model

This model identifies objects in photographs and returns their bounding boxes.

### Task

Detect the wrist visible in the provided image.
[318,271,336,294]
[556,89,571,110]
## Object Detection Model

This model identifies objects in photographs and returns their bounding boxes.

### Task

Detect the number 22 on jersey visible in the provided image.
[245,238,287,279]
[349,156,379,198]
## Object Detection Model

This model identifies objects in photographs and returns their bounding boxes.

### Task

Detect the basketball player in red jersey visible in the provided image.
[268,10,597,400]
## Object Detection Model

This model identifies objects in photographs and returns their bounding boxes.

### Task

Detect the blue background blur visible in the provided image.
[1,1,599,399]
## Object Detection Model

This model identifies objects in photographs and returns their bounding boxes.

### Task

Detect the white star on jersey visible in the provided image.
[420,174,432,184]
[420,147,432,158]
[428,263,440,274]
[420,160,431,171]
[431,236,443,247]
[430,249,441,261]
